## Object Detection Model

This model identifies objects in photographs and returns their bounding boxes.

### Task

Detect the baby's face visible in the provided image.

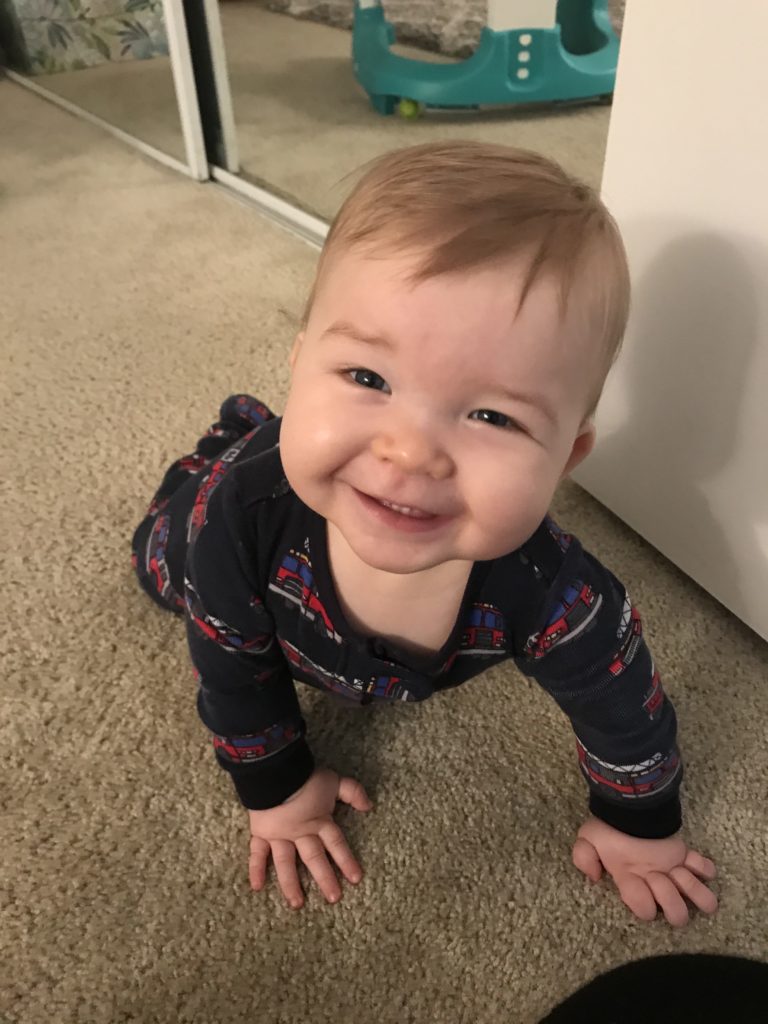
[280,248,599,575]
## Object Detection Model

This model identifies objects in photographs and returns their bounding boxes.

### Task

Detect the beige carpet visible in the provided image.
[2,82,768,1024]
[29,0,612,219]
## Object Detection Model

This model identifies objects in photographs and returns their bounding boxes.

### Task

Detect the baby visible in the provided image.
[131,140,718,926]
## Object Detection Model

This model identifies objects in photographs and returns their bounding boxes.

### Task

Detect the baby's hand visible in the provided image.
[572,816,718,927]
[248,767,373,910]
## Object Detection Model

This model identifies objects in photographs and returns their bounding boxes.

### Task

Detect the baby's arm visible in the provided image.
[185,471,371,907]
[515,531,718,925]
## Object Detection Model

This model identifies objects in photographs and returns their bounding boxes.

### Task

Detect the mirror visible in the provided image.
[217,0,625,219]
[1,0,187,164]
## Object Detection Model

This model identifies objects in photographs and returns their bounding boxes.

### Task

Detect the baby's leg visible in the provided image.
[144,394,275,517]
[130,394,275,613]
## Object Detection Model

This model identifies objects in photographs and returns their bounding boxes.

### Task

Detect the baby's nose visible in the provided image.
[370,427,453,480]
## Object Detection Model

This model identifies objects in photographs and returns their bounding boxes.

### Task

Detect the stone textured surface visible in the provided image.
[267,0,625,56]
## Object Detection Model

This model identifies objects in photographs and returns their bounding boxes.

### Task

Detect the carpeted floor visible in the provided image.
[29,0,613,219]
[2,82,768,1024]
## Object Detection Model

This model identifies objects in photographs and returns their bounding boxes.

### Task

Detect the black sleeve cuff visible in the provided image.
[589,793,682,839]
[219,738,315,810]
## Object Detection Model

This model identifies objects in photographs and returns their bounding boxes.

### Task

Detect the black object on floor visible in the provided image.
[540,953,768,1023]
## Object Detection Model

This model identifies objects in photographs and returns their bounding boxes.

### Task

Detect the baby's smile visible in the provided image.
[370,496,433,518]
[350,485,456,533]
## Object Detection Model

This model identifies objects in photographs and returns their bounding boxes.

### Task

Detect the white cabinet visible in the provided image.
[572,0,768,641]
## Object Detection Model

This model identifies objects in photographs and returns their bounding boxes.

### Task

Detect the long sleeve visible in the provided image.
[514,524,683,840]
[184,463,314,810]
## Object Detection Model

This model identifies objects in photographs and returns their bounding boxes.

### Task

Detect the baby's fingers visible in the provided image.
[248,834,271,891]
[320,820,364,885]
[614,872,658,922]
[271,839,305,910]
[647,872,689,927]
[572,837,603,882]
[684,849,717,881]
[295,835,342,904]
[337,775,373,813]
[670,866,719,915]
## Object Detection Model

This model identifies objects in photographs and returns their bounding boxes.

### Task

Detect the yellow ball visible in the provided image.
[397,98,421,120]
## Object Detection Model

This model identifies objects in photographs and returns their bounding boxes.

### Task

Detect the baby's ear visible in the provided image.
[561,420,596,479]
[289,331,305,373]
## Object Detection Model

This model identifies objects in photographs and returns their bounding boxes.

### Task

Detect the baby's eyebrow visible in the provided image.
[320,320,397,351]
[491,385,558,427]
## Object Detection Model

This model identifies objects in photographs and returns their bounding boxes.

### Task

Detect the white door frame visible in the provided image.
[162,0,209,178]
[201,0,240,172]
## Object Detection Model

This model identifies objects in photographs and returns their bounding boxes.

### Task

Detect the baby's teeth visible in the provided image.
[380,499,430,518]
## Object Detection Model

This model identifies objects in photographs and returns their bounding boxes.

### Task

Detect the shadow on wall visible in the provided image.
[587,228,764,626]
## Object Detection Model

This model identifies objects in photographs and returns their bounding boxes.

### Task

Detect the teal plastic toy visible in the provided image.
[352,0,619,117]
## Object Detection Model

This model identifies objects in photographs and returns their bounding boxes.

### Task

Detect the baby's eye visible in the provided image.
[347,368,391,393]
[469,409,522,432]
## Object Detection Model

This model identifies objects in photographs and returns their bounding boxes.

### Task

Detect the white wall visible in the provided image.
[573,0,768,641]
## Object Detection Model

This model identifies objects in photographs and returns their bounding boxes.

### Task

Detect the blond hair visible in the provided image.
[303,140,630,419]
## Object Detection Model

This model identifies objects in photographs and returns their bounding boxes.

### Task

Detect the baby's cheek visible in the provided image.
[277,404,316,489]
[283,406,357,497]
[473,460,554,549]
